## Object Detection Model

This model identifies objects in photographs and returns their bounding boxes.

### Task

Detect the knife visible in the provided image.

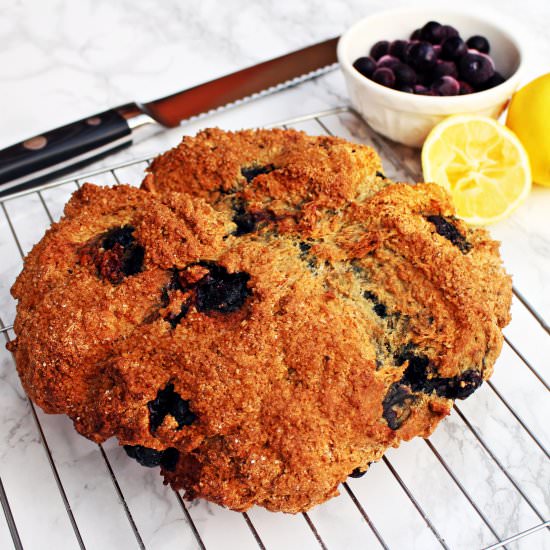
[0,37,338,197]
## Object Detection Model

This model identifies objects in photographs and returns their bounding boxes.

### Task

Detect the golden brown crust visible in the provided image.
[9,128,511,513]
[142,128,384,228]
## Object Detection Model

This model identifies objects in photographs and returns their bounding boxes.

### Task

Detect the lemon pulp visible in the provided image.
[422,115,531,225]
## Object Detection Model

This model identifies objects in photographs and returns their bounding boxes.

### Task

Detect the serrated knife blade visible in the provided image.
[0,37,339,197]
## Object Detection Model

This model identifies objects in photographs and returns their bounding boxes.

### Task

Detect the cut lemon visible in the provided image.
[506,73,550,187]
[421,115,531,225]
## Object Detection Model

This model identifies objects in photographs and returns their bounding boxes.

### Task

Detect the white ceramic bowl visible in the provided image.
[337,8,523,147]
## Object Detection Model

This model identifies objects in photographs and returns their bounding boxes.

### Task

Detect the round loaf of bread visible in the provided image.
[9,129,511,512]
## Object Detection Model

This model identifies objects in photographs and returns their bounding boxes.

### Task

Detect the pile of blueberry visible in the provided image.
[353,21,504,96]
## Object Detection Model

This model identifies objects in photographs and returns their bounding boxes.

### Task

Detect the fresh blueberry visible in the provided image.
[371,67,396,88]
[426,215,472,253]
[466,35,490,54]
[396,84,415,94]
[195,262,251,314]
[490,72,506,86]
[404,41,415,61]
[458,80,475,95]
[431,75,460,96]
[407,41,437,72]
[417,70,435,87]
[394,63,417,86]
[440,36,467,61]
[413,84,431,95]
[441,25,459,40]
[459,51,495,85]
[353,56,377,78]
[377,55,401,70]
[420,21,445,44]
[370,40,390,60]
[389,39,409,61]
[148,383,196,433]
[241,164,275,183]
[382,383,417,430]
[479,71,506,90]
[410,29,422,41]
[432,60,458,79]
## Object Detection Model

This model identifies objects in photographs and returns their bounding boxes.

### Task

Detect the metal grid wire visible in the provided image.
[0,107,548,550]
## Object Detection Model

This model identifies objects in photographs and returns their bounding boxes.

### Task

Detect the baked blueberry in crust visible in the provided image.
[81,225,145,284]
[164,302,191,328]
[382,384,418,430]
[148,383,196,432]
[124,445,180,471]
[194,262,251,314]
[232,200,258,235]
[241,164,276,183]
[426,215,472,253]
[161,262,251,324]
[363,290,388,318]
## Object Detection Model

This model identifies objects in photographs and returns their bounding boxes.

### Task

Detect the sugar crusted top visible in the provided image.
[9,128,511,512]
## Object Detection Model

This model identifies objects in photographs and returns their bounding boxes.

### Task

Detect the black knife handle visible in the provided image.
[0,103,160,198]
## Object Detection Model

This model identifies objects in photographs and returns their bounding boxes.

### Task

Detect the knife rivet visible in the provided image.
[86,117,101,126]
[23,136,47,150]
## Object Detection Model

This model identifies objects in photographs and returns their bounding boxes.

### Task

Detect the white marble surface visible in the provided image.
[0,2,549,550]
[1,0,550,148]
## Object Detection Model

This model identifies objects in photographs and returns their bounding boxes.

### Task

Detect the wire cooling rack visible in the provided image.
[0,107,548,550]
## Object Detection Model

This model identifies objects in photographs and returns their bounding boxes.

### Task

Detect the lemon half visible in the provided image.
[422,115,531,225]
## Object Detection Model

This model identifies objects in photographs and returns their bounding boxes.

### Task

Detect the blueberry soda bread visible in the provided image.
[8,129,512,513]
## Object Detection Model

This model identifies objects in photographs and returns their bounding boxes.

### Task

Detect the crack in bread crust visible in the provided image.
[9,128,511,513]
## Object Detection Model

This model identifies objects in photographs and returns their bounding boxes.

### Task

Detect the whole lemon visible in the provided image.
[506,73,550,187]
